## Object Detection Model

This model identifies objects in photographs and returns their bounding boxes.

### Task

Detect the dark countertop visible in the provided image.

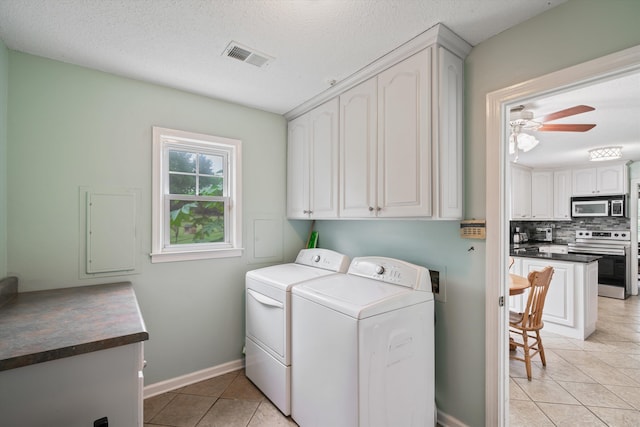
[510,245,601,264]
[0,281,148,371]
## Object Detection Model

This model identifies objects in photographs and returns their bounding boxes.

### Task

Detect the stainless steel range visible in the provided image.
[568,230,631,299]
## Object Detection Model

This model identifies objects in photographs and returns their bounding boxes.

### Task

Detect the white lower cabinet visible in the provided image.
[510,257,598,340]
[0,342,144,426]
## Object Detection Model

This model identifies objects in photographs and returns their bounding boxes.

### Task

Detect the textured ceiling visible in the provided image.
[0,0,566,114]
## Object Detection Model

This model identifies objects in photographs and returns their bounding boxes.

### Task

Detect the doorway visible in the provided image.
[485,44,640,425]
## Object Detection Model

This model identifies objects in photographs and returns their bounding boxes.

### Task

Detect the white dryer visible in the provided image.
[245,248,350,415]
[291,256,435,427]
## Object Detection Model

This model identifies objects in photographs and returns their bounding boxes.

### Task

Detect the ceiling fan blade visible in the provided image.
[540,105,595,123]
[538,123,596,132]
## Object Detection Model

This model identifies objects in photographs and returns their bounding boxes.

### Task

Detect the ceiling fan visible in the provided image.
[509,104,597,160]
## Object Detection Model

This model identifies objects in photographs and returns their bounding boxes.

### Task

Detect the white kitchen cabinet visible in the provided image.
[553,169,572,220]
[377,48,432,217]
[509,257,526,313]
[530,170,553,220]
[572,163,628,196]
[514,257,598,340]
[339,78,377,218]
[510,164,531,219]
[287,98,339,219]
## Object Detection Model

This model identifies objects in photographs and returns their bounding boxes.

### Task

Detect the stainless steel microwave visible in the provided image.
[571,195,626,217]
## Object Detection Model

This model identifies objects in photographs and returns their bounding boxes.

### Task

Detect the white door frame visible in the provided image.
[485,44,640,426]
[630,178,639,297]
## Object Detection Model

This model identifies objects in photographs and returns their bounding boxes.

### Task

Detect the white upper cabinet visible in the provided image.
[434,47,464,219]
[287,116,309,219]
[553,169,572,220]
[377,48,432,217]
[339,78,378,218]
[287,98,339,219]
[530,170,553,220]
[572,163,628,196]
[287,24,471,220]
[510,164,531,219]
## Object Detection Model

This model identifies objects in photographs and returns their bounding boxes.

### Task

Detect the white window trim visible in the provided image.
[151,127,243,263]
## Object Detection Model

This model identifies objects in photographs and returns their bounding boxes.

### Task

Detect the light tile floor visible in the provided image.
[144,369,298,427]
[510,295,640,426]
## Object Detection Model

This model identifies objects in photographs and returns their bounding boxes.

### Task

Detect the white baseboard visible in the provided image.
[437,408,468,427]
[143,358,245,399]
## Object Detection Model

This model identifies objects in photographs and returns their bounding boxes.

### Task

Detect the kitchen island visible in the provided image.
[0,279,148,427]
[510,248,600,340]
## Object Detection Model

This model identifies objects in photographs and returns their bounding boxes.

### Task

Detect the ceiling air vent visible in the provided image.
[223,42,273,68]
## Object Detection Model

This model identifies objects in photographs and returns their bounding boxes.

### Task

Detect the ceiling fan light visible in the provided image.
[517,132,539,152]
[588,146,622,161]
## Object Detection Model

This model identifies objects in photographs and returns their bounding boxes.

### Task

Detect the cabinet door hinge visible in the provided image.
[499,296,505,307]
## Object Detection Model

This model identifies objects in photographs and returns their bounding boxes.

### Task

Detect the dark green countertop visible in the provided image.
[0,281,148,371]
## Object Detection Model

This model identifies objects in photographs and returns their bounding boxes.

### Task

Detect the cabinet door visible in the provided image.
[531,171,553,220]
[553,169,572,220]
[597,164,626,194]
[435,47,463,219]
[572,167,598,196]
[287,115,310,219]
[308,99,339,218]
[377,48,432,217]
[522,259,575,327]
[340,78,378,217]
[510,165,531,219]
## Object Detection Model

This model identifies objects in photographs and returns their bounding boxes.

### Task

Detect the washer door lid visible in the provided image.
[293,275,431,319]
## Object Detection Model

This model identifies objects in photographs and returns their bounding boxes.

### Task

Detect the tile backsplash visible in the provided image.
[510,217,631,244]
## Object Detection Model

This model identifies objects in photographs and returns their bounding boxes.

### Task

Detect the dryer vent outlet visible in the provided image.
[430,270,440,295]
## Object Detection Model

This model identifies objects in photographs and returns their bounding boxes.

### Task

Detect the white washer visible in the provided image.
[245,248,350,415]
[291,256,435,427]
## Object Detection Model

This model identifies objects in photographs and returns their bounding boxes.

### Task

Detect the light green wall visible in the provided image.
[6,51,306,384]
[0,39,7,277]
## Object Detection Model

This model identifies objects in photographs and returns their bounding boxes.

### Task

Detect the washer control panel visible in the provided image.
[348,257,431,291]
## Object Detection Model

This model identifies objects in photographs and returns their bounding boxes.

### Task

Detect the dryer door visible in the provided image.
[246,288,286,362]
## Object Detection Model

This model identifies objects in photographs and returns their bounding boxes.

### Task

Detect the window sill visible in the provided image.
[150,248,244,263]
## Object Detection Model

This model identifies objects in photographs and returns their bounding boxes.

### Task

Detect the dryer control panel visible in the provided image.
[347,257,432,292]
[295,248,350,272]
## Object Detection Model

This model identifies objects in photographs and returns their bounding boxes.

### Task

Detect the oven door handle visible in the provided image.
[247,289,284,309]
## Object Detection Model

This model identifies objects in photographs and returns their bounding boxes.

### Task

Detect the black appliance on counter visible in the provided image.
[568,230,631,299]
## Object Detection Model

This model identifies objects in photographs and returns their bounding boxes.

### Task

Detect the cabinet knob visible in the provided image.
[376,207,381,211]
[369,206,374,212]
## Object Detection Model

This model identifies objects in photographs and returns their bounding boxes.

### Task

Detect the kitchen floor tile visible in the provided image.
[510,296,640,425]
[536,402,606,426]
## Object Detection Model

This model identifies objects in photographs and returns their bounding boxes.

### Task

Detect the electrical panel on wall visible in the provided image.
[79,187,141,277]
[460,219,486,239]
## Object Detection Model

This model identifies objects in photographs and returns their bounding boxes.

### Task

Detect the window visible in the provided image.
[151,127,242,263]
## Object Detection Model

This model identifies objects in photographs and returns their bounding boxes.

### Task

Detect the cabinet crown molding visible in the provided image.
[284,23,471,121]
